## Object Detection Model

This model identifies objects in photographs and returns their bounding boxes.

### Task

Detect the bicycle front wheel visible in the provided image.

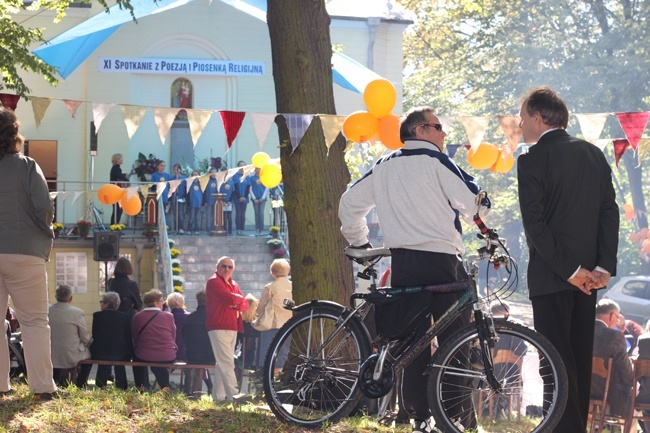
[428,319,568,433]
[262,305,371,428]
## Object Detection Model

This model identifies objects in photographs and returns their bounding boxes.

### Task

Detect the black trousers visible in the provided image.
[531,290,597,433]
[387,249,472,423]
[95,364,128,390]
[132,356,175,389]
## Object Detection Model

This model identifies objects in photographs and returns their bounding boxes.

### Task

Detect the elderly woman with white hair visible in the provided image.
[166,292,189,361]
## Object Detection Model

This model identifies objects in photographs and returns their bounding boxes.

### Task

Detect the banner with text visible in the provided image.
[98,57,265,77]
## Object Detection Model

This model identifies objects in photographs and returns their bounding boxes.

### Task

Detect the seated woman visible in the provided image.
[90,292,133,389]
[131,289,177,391]
[166,292,190,362]
[183,289,215,396]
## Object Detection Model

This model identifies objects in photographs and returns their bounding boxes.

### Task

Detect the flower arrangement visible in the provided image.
[143,221,156,232]
[133,152,162,181]
[271,248,287,258]
[269,226,280,236]
[110,223,125,232]
[170,248,182,259]
[53,222,64,232]
[211,157,227,171]
[76,220,92,237]
[172,267,182,276]
[172,275,185,293]
[267,238,286,258]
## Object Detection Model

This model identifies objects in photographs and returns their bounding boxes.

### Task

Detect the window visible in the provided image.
[622,280,649,298]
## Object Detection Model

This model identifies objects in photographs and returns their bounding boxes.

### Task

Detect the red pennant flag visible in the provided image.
[615,112,650,151]
[219,111,246,148]
[613,138,630,166]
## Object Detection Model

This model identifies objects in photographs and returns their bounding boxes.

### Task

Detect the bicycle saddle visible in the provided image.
[344,246,391,261]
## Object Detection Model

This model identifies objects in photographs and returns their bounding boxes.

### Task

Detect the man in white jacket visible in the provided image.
[339,106,489,433]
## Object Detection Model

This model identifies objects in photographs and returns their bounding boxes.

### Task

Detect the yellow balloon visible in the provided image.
[363,79,397,118]
[342,111,379,143]
[121,193,142,216]
[97,183,125,205]
[260,163,282,188]
[252,152,270,168]
[467,143,499,170]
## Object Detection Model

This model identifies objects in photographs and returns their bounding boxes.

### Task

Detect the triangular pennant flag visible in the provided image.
[613,138,630,166]
[219,110,246,148]
[63,100,83,119]
[49,192,59,200]
[214,170,228,190]
[92,103,115,133]
[155,180,167,201]
[446,144,461,158]
[167,179,182,198]
[318,114,346,152]
[595,138,610,152]
[458,116,491,150]
[575,113,610,145]
[223,168,238,183]
[139,184,151,198]
[186,109,214,147]
[72,191,84,205]
[250,113,277,149]
[199,173,211,192]
[120,105,149,140]
[126,186,139,200]
[283,114,315,153]
[616,112,650,151]
[637,138,650,165]
[59,191,70,202]
[438,116,455,136]
[152,107,180,145]
[31,97,52,128]
[497,115,523,158]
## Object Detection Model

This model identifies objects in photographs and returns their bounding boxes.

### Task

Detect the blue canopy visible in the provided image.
[33,0,380,93]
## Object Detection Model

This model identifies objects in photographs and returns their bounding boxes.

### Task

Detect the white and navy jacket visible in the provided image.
[339,139,490,256]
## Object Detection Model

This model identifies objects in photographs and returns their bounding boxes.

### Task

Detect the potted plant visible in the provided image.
[269,226,280,238]
[110,223,125,232]
[143,221,157,238]
[170,248,182,259]
[76,220,92,238]
[267,238,286,258]
[132,152,162,182]
[52,222,64,238]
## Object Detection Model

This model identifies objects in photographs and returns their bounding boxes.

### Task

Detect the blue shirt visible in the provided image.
[231,172,249,204]
[188,181,203,208]
[203,178,219,206]
[219,178,235,202]
[150,171,172,203]
[248,174,268,201]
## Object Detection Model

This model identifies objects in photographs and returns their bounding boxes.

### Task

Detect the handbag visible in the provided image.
[252,295,275,331]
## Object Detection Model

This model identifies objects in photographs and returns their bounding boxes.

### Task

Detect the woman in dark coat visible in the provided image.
[109,153,131,225]
[108,257,142,319]
[90,292,133,389]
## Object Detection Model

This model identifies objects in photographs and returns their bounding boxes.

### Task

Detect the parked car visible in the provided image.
[601,276,650,326]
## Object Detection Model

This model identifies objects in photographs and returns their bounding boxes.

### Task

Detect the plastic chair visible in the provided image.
[588,356,631,433]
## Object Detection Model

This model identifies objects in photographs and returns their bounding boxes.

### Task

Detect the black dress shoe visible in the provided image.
[34,390,68,401]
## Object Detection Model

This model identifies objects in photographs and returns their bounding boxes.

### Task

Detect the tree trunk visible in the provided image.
[267,1,354,305]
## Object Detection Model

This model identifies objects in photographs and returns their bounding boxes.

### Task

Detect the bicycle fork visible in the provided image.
[473,307,502,391]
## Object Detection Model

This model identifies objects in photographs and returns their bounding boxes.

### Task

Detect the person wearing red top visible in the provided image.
[206,256,248,401]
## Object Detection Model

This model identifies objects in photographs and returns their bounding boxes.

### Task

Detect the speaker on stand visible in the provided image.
[94,232,120,291]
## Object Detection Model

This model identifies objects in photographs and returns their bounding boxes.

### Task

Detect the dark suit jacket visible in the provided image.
[591,320,634,416]
[636,333,650,403]
[517,129,619,297]
[108,275,143,318]
[90,309,133,361]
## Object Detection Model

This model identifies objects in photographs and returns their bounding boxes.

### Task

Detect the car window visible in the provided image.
[622,281,649,299]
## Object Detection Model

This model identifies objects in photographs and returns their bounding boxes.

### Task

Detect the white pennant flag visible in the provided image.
[126,186,139,200]
[92,103,115,133]
[283,114,315,153]
[458,116,491,150]
[167,179,182,198]
[121,105,149,140]
[72,191,85,205]
[152,107,180,144]
[155,181,167,201]
[438,116,455,136]
[250,112,277,149]
[575,113,610,145]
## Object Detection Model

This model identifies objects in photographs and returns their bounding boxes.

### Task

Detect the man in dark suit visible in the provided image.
[517,86,619,432]
[591,299,633,417]
[90,292,133,389]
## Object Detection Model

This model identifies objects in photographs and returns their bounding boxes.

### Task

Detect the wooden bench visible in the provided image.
[76,359,215,393]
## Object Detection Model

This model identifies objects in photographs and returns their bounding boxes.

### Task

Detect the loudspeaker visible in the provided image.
[93,232,120,261]
[90,121,98,152]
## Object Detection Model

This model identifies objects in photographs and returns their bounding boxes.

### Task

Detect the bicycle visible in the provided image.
[261,205,568,432]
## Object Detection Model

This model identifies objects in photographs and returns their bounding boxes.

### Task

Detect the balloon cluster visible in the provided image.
[466,143,514,173]
[252,152,282,188]
[97,184,142,216]
[624,205,650,256]
[342,79,404,150]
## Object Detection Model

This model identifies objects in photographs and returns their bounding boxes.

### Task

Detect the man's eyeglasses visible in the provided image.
[219,264,234,270]
[420,123,443,132]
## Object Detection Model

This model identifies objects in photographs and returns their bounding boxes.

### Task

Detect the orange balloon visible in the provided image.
[641,228,650,238]
[378,114,404,150]
[97,184,125,205]
[467,143,499,170]
[121,193,142,216]
[643,239,650,254]
[625,211,635,221]
[493,151,515,173]
[363,79,397,118]
[624,203,634,213]
[342,111,379,143]
[631,232,641,243]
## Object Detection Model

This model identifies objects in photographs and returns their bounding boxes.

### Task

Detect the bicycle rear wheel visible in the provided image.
[428,319,567,433]
[262,304,371,428]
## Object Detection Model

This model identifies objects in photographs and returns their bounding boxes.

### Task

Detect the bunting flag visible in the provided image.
[446,144,461,158]
[458,116,490,150]
[31,97,52,128]
[63,100,83,118]
[497,115,522,158]
[92,102,115,133]
[125,186,139,200]
[186,109,214,147]
[219,110,246,148]
[49,192,59,200]
[318,114,346,152]
[72,190,85,205]
[58,191,71,202]
[595,138,610,152]
[121,105,149,140]
[152,107,180,144]
[138,184,151,198]
[283,114,314,153]
[155,180,167,200]
[575,113,610,145]
[198,173,211,192]
[250,112,277,149]
[616,112,650,151]
[167,179,182,197]
[185,175,199,194]
[214,170,228,190]
[438,116,455,136]
[613,138,631,166]
[637,138,650,165]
